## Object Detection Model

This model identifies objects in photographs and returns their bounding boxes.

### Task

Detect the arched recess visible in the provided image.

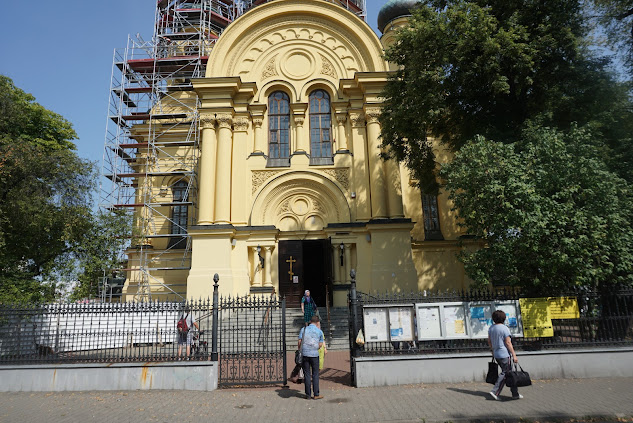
[206,0,387,80]
[250,171,351,231]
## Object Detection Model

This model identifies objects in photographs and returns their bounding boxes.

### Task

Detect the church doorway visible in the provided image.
[278,239,332,308]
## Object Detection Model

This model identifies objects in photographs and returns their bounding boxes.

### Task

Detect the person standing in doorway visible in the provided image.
[301,289,317,326]
[298,315,324,399]
[488,310,522,400]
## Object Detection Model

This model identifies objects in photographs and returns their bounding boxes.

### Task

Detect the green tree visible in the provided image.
[590,0,633,73]
[379,0,633,190]
[0,75,121,302]
[440,126,633,294]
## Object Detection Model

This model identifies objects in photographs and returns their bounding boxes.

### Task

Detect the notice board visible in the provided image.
[363,307,389,342]
[389,307,415,342]
[519,298,554,337]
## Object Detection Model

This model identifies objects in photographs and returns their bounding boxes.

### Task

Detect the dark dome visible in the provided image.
[377,0,419,33]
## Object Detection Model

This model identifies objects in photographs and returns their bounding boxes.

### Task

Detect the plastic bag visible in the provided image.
[356,329,365,346]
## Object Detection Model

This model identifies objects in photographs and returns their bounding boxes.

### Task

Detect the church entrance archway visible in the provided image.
[278,239,332,309]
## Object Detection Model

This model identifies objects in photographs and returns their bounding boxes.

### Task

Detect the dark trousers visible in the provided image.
[492,357,519,397]
[302,356,320,397]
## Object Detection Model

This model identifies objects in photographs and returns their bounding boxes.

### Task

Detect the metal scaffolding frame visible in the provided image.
[101,0,367,301]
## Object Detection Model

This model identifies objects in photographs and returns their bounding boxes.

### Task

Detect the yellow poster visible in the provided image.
[519,298,554,337]
[454,319,465,334]
[548,297,580,319]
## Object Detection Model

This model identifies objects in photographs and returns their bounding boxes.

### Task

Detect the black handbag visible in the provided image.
[486,356,499,384]
[295,327,306,365]
[506,362,532,387]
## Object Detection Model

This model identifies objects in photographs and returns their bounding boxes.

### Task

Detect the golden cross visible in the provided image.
[286,256,296,280]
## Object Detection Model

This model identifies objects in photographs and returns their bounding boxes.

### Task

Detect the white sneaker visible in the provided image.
[489,391,499,400]
[512,394,524,399]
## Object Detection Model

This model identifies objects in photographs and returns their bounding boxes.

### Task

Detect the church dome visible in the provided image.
[377,0,420,33]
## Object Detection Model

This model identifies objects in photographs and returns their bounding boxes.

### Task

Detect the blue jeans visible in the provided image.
[302,356,320,397]
[492,357,519,397]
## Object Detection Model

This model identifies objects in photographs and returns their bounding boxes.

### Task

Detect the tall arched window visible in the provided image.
[309,90,333,165]
[421,193,443,240]
[268,91,290,167]
[168,180,188,249]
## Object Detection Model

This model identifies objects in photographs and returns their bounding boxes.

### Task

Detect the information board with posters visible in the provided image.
[389,307,415,342]
[519,298,554,337]
[415,304,442,340]
[467,301,522,338]
[548,297,580,319]
[363,307,389,342]
[442,303,469,339]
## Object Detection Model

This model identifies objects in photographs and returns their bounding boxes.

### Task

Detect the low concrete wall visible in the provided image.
[354,347,633,388]
[0,361,218,392]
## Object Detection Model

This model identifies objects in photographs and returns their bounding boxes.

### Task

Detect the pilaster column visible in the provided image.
[291,103,308,155]
[386,153,405,218]
[344,243,352,284]
[331,245,340,284]
[197,114,216,224]
[349,112,371,221]
[252,116,265,154]
[365,107,388,219]
[231,116,249,225]
[251,246,263,287]
[214,113,233,224]
[335,113,348,152]
[264,246,273,287]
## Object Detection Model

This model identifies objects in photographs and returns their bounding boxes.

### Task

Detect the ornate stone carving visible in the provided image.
[233,117,249,132]
[323,168,350,190]
[252,116,264,128]
[320,54,337,79]
[200,114,216,129]
[216,113,233,129]
[252,170,282,194]
[365,108,381,124]
[278,198,291,214]
[261,55,278,80]
[293,115,305,127]
[349,112,365,128]
[336,114,347,126]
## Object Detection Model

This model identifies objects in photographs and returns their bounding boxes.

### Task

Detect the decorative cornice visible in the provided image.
[233,116,249,132]
[216,113,233,129]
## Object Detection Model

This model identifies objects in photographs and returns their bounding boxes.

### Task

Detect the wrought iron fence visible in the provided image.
[217,294,287,386]
[349,285,633,357]
[0,300,214,364]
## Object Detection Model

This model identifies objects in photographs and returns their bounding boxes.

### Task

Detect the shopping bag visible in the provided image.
[486,357,499,384]
[295,349,303,365]
[506,362,532,387]
[318,344,325,370]
[356,329,365,346]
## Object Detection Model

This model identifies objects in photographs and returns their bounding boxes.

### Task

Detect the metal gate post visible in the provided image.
[212,273,219,361]
[282,296,288,387]
[349,269,358,386]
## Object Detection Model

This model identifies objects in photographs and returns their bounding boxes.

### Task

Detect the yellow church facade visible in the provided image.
[110,0,470,306]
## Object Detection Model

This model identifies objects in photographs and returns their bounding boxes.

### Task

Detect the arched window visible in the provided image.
[168,180,188,249]
[421,193,443,240]
[309,90,333,165]
[268,91,290,167]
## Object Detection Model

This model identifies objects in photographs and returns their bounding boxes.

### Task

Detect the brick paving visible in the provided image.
[1,353,632,423]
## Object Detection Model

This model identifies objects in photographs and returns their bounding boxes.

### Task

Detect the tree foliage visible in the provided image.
[0,75,128,302]
[379,0,633,190]
[590,0,633,73]
[440,126,633,293]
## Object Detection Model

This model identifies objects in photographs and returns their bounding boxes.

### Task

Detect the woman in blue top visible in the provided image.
[301,290,317,326]
[488,310,522,400]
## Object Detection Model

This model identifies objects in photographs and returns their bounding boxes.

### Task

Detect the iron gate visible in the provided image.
[217,294,287,387]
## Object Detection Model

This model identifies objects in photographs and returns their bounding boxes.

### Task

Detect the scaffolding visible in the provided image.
[101,0,367,301]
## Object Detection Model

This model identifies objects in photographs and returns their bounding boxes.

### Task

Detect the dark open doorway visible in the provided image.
[278,239,332,308]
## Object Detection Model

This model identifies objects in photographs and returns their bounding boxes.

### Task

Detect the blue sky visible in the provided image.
[0,1,389,172]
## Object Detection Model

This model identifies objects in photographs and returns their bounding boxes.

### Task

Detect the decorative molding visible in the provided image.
[349,112,365,128]
[365,108,381,124]
[216,113,233,129]
[234,117,249,132]
[320,54,337,79]
[279,198,291,214]
[252,170,282,194]
[336,114,347,126]
[252,116,264,128]
[323,168,350,190]
[200,114,216,129]
[261,55,278,80]
[293,115,305,127]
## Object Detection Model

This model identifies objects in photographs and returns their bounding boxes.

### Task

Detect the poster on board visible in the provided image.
[548,297,580,319]
[363,307,389,342]
[416,304,442,340]
[388,307,414,342]
[519,298,554,337]
[494,301,523,337]
[442,303,469,339]
[468,302,493,339]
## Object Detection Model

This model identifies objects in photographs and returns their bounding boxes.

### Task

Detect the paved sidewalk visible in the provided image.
[1,377,632,423]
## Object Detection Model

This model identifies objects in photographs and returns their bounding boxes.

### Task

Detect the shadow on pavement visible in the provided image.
[447,387,493,399]
[276,387,304,399]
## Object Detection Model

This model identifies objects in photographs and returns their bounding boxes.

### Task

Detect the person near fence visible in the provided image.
[488,309,522,400]
[298,315,324,399]
[177,308,199,358]
[301,290,317,326]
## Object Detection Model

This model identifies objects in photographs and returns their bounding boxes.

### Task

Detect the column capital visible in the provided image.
[252,116,264,128]
[233,116,249,132]
[200,114,216,129]
[293,115,305,127]
[336,113,347,125]
[364,107,381,124]
[349,112,365,128]
[216,113,233,129]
